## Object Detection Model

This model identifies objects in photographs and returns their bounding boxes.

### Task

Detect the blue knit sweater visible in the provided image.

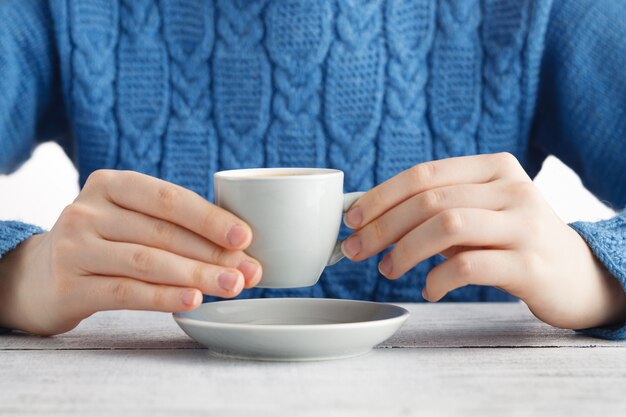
[1,0,625,339]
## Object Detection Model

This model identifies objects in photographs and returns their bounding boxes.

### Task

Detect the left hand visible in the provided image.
[341,153,626,330]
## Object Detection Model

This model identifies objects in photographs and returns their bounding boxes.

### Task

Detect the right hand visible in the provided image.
[0,170,262,335]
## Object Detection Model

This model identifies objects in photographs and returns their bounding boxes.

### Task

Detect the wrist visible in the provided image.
[567,216,626,329]
[0,234,46,332]
[562,232,626,330]
[586,264,626,329]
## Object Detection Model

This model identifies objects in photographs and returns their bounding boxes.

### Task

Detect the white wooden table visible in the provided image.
[1,302,625,416]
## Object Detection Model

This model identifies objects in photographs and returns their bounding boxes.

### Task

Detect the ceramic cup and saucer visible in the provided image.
[172,168,409,361]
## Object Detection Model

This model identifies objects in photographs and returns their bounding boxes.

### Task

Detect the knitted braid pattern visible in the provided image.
[250,0,333,300]
[374,0,437,301]
[377,0,435,183]
[161,0,217,199]
[324,0,385,299]
[428,0,481,159]
[117,0,170,177]
[30,0,555,303]
[264,0,332,168]
[69,0,119,185]
[214,0,271,170]
[518,0,553,157]
[477,0,528,156]
[480,0,532,301]
[427,0,482,301]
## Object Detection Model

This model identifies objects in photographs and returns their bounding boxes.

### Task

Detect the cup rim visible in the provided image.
[214,167,343,181]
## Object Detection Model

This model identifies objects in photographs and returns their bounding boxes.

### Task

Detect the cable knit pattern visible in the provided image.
[377,0,435,182]
[5,0,626,339]
[373,0,437,301]
[69,0,119,185]
[264,0,332,168]
[518,0,552,169]
[428,0,481,159]
[324,0,385,299]
[427,0,483,301]
[476,0,531,302]
[117,0,170,177]
[214,0,270,170]
[477,0,528,156]
[161,0,217,199]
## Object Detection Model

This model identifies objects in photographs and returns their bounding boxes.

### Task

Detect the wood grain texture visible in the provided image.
[1,303,625,416]
[2,348,626,417]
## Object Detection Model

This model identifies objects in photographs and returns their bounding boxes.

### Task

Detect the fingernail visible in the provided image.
[378,254,393,277]
[237,260,260,286]
[218,271,243,293]
[422,288,430,302]
[345,207,363,228]
[182,289,201,306]
[227,224,249,247]
[341,235,362,259]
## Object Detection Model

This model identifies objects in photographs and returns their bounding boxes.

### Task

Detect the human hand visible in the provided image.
[341,153,626,329]
[0,170,262,335]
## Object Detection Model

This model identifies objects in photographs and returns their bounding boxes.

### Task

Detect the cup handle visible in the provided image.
[327,191,366,266]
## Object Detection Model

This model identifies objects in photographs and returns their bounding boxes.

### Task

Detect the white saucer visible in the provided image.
[173,298,409,361]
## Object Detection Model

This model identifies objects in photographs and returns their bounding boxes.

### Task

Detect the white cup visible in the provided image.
[214,168,364,288]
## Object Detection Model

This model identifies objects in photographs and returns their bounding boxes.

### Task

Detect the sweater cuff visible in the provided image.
[569,213,626,340]
[0,220,46,259]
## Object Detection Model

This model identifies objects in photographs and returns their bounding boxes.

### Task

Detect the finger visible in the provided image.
[81,239,245,298]
[82,170,252,250]
[423,250,526,302]
[342,182,509,261]
[82,276,203,314]
[378,209,519,279]
[95,207,262,288]
[344,153,530,230]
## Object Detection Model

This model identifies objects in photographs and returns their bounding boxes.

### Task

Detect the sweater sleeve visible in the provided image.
[531,0,626,339]
[0,0,66,259]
